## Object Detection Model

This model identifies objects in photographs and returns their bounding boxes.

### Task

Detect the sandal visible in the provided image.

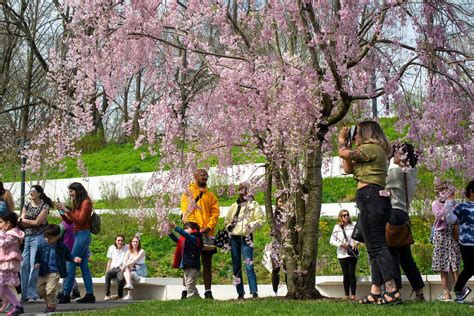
[359,293,381,304]
[415,293,425,302]
[378,290,402,305]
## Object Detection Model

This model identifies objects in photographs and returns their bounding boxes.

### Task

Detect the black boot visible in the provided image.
[71,289,81,300]
[181,290,188,300]
[204,291,214,300]
[57,292,71,304]
[77,294,96,304]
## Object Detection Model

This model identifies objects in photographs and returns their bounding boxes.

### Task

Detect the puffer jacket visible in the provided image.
[0,227,25,272]
[224,199,265,237]
[181,183,220,236]
[35,240,74,278]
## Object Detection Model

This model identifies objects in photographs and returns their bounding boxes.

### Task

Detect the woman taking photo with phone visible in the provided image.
[338,121,400,305]
[56,182,95,304]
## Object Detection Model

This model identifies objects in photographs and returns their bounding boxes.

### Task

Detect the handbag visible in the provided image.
[386,173,414,248]
[351,215,364,243]
[341,226,359,257]
[202,236,217,251]
[215,202,242,248]
[214,229,230,248]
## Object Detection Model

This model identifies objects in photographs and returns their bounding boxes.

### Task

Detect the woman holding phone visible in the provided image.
[56,182,95,304]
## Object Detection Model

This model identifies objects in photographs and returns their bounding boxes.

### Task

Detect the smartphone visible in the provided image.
[57,199,65,215]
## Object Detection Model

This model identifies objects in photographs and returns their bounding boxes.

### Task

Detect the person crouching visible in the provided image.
[35,224,81,313]
[169,222,203,299]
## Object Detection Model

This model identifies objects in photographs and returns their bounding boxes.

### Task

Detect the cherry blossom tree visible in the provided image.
[25,1,472,298]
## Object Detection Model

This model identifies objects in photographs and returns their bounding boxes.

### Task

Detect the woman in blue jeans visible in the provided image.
[19,185,53,302]
[57,182,95,304]
[338,121,400,305]
[224,183,265,299]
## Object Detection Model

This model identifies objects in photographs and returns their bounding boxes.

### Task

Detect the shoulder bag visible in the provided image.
[386,172,414,248]
[341,225,359,257]
[214,202,242,248]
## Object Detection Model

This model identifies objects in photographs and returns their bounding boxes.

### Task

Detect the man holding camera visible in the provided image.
[181,169,220,299]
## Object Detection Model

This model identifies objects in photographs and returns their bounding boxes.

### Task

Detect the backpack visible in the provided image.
[90,212,101,234]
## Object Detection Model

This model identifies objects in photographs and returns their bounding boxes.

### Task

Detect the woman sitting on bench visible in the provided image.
[118,234,147,300]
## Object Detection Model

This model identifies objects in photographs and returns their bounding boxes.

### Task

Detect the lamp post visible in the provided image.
[19,137,28,211]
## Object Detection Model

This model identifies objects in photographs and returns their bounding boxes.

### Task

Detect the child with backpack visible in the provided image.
[169,222,203,299]
[0,212,25,316]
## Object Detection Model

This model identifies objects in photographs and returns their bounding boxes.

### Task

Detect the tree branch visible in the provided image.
[128,32,248,61]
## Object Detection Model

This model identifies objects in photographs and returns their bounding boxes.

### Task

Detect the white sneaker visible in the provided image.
[122,294,133,300]
[104,295,111,301]
[124,284,134,290]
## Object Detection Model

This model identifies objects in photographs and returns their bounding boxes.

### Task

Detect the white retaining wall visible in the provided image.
[4,157,351,204]
[75,275,474,302]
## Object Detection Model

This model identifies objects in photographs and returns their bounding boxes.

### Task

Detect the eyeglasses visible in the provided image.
[342,214,349,218]
[29,189,38,194]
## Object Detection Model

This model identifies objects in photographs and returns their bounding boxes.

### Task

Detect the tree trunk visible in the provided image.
[281,141,324,299]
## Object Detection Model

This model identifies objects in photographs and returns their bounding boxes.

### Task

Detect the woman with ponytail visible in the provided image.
[19,185,53,302]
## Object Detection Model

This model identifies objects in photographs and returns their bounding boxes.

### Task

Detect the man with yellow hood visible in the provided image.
[181,169,219,299]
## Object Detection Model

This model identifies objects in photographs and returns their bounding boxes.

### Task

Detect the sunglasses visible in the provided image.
[342,214,349,218]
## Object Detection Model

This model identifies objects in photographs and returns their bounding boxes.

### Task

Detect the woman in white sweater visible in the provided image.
[330,210,359,300]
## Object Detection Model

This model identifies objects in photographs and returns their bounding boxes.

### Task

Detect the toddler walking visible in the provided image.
[35,224,81,313]
[169,222,203,298]
[0,212,25,316]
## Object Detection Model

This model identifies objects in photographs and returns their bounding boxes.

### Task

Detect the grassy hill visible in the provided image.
[2,118,400,182]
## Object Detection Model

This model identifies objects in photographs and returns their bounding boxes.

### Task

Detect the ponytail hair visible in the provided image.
[31,185,54,208]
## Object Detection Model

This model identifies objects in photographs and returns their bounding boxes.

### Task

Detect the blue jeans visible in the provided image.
[63,230,94,295]
[20,234,44,300]
[230,235,258,295]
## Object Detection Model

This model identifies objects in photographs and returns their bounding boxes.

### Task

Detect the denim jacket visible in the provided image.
[35,240,74,278]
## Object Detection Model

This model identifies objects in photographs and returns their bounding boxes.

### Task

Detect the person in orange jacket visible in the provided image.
[181,169,219,299]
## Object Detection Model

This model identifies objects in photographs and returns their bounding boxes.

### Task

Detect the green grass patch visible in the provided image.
[71,298,473,316]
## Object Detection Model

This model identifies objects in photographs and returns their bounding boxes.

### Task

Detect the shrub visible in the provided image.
[57,213,438,283]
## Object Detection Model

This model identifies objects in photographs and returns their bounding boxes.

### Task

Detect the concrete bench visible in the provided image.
[73,277,182,300]
[316,275,474,301]
[71,275,474,301]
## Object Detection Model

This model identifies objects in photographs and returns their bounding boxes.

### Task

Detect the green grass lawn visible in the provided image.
[71,298,473,315]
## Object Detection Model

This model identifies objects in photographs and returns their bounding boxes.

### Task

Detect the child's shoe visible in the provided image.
[43,305,56,313]
[6,305,24,315]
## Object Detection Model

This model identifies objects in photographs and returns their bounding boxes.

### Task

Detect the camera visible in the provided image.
[345,125,357,147]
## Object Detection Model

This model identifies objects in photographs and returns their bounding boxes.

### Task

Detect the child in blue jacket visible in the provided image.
[34,224,81,313]
[169,222,203,299]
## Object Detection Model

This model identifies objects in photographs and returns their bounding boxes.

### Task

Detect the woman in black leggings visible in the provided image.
[338,121,400,305]
[330,210,358,300]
